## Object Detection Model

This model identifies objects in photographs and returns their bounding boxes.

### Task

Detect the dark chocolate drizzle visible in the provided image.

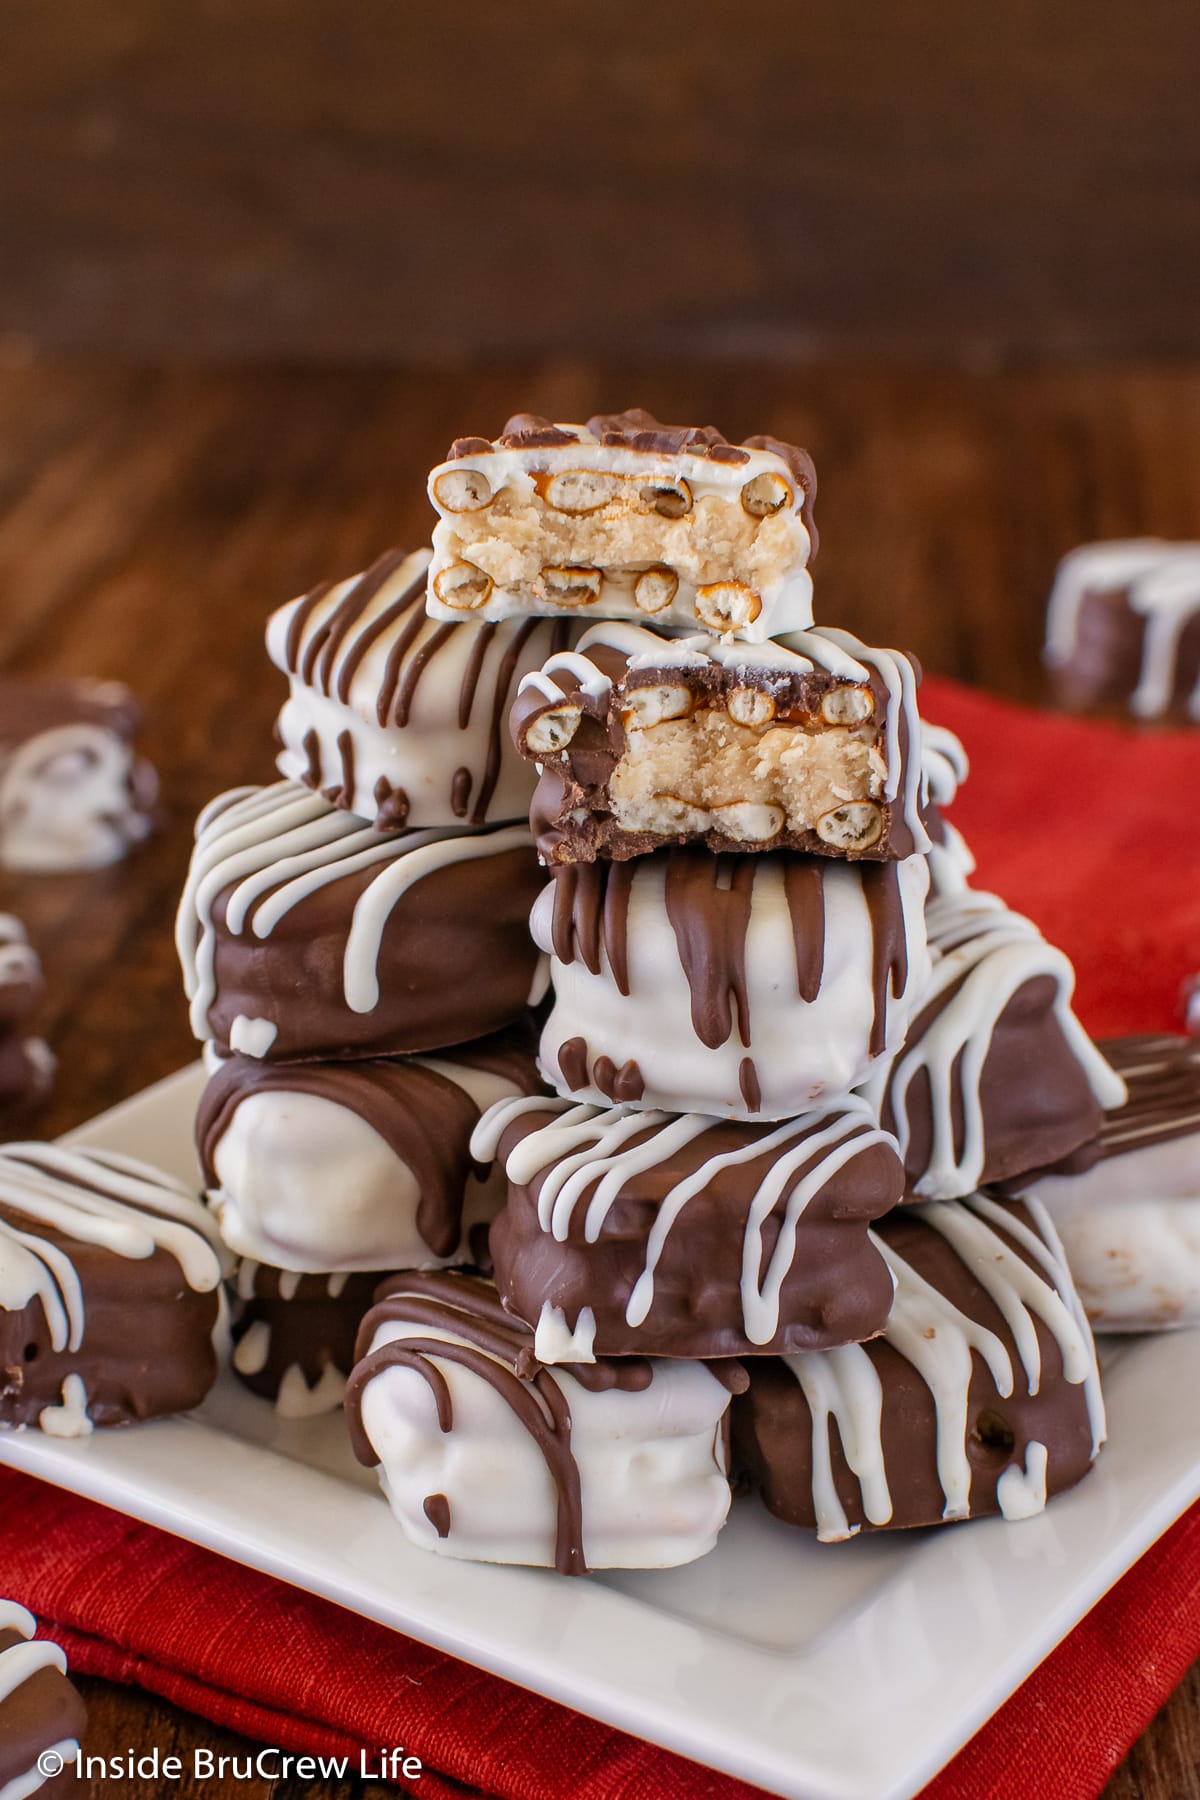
[346,1271,655,1576]
[196,1047,533,1259]
[663,854,757,1049]
[861,862,909,1058]
[423,1493,452,1538]
[548,849,907,1059]
[285,553,561,827]
[372,777,410,829]
[781,860,828,1002]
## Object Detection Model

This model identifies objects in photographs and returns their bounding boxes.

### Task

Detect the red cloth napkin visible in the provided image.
[921,677,1200,1038]
[4,679,1200,1800]
[3,1470,1200,1800]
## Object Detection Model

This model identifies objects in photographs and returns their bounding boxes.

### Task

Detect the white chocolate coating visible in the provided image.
[268,548,573,826]
[1044,539,1200,720]
[427,424,814,641]
[1022,1137,1200,1332]
[786,1194,1104,1541]
[535,852,932,1119]
[0,675,155,873]
[206,1057,525,1272]
[357,1318,734,1570]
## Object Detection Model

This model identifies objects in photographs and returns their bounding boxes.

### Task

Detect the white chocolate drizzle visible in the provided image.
[785,1194,1104,1541]
[474,1093,896,1348]
[0,1601,68,1708]
[858,894,1127,1198]
[0,1144,224,1355]
[1044,540,1200,720]
[176,779,531,1037]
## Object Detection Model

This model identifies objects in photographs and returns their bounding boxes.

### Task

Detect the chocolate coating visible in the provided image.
[480,1095,901,1360]
[229,1261,385,1415]
[0,1145,225,1432]
[1044,541,1200,721]
[513,623,928,864]
[269,546,576,828]
[733,1195,1104,1536]
[348,1268,743,1575]
[197,1023,545,1271]
[0,1605,87,1797]
[859,891,1125,1199]
[0,1035,55,1121]
[535,846,931,1119]
[177,782,546,1060]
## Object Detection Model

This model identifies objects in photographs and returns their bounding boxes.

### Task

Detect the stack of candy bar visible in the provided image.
[0,917,53,1126]
[334,410,1123,1566]
[177,547,556,1416]
[155,406,1200,1578]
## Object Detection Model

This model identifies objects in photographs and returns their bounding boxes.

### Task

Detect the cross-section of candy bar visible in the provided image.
[426,409,817,642]
[512,621,928,863]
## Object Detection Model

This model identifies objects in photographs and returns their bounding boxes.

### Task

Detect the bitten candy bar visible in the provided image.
[229,1260,387,1417]
[474,1092,901,1362]
[1044,539,1200,721]
[0,1144,226,1434]
[176,781,546,1061]
[346,1270,744,1574]
[733,1194,1104,1538]
[1013,1035,1200,1332]
[859,888,1127,1199]
[197,1025,544,1273]
[0,673,157,872]
[534,847,932,1118]
[512,622,929,863]
[427,409,817,642]
[268,546,577,829]
[0,1601,86,1799]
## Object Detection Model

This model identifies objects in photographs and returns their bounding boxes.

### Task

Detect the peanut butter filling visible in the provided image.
[607,709,887,847]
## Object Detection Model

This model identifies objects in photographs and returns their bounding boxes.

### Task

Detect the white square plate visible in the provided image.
[1,1065,1198,1800]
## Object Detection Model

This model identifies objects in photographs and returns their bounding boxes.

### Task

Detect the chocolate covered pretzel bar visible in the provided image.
[512,621,928,862]
[1044,540,1200,721]
[427,409,817,642]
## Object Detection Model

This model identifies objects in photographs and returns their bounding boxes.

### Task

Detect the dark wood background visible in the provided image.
[1,359,1199,1796]
[2,0,1200,365]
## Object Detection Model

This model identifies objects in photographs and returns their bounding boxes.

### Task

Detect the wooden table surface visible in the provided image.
[1,359,1198,1799]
